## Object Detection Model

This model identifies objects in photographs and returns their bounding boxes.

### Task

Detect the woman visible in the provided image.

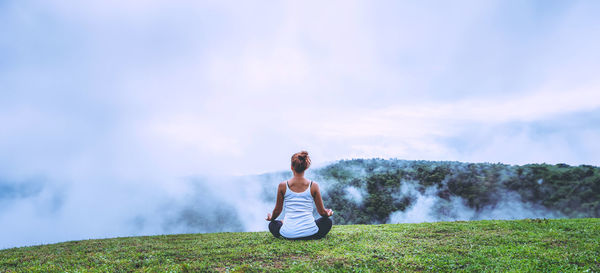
[266,151,334,240]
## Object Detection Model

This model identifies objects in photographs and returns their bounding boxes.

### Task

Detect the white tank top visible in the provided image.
[279,181,319,238]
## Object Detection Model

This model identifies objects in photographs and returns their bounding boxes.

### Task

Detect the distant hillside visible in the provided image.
[4,158,597,250]
[1,218,598,272]
[297,159,600,225]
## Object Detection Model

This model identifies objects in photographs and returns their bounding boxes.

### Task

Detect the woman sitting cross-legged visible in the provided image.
[266,151,333,240]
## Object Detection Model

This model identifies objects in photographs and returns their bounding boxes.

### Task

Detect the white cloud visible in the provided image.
[1,0,600,249]
[315,84,600,139]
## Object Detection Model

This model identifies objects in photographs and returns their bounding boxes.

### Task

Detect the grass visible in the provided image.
[1,218,599,272]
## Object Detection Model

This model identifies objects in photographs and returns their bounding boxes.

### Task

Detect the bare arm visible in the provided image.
[266,182,286,221]
[311,182,334,217]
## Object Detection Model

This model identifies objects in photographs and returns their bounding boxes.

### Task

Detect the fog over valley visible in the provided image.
[2,159,598,249]
[2,0,600,250]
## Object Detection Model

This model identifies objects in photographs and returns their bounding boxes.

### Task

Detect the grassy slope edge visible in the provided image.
[1,218,599,272]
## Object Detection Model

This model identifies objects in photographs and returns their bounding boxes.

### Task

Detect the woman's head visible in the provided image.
[291,151,311,173]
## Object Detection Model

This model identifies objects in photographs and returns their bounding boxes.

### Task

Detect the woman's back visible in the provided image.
[266,151,333,240]
[279,181,318,238]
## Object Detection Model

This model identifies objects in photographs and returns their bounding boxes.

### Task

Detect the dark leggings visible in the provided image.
[269,217,332,240]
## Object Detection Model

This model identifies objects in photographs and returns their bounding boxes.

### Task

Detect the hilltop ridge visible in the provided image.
[307,159,600,224]
[1,218,599,272]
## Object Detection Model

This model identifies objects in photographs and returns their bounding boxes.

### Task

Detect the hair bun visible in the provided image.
[291,151,311,173]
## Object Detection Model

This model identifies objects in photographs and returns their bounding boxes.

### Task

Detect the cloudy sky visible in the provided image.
[1,0,600,248]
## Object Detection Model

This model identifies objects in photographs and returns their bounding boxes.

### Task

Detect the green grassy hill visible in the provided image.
[1,218,599,272]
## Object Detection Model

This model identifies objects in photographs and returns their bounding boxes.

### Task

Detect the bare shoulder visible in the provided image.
[278,181,286,192]
[310,180,321,195]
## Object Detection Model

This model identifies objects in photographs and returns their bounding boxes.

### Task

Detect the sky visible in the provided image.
[1,0,600,248]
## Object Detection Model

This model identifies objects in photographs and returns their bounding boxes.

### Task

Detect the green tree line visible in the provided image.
[313,159,600,224]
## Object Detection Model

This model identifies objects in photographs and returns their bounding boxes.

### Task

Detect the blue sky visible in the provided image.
[1,0,600,248]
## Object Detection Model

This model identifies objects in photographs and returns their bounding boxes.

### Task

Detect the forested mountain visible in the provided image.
[304,159,600,225]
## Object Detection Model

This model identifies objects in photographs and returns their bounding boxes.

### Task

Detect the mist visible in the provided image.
[0,173,282,249]
[2,0,600,250]
[388,185,563,224]
[2,158,599,249]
